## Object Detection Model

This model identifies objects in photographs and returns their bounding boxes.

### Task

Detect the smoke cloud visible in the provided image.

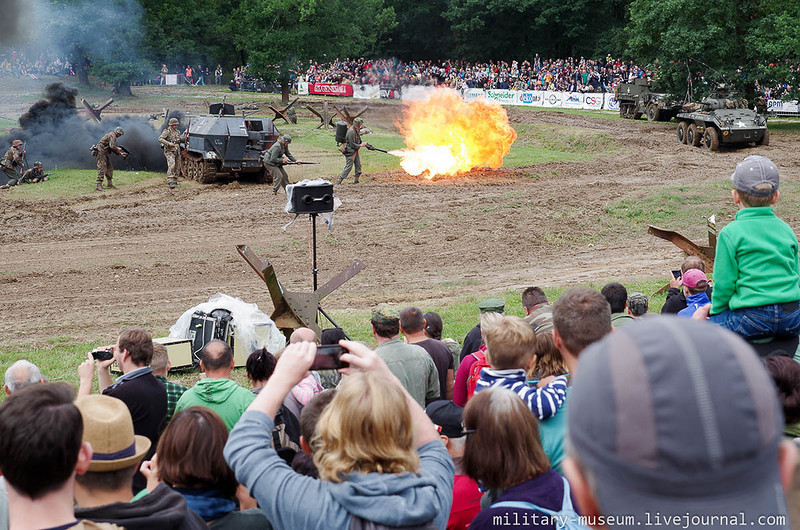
[0,1,25,45]
[1,82,167,172]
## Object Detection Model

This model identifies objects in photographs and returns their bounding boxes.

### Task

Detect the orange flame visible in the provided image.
[390,88,517,179]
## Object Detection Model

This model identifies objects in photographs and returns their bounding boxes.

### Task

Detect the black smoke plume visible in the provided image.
[1,82,166,172]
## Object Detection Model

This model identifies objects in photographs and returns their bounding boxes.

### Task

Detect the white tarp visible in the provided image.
[297,82,309,95]
[169,293,286,354]
[353,84,380,99]
[514,91,545,107]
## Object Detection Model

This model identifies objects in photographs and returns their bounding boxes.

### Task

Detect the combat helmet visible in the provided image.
[353,117,364,127]
[168,118,179,126]
[114,126,124,135]
[33,161,42,168]
[281,134,292,143]
[11,139,22,147]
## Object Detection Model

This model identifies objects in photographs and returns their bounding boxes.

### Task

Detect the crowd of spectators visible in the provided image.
[302,56,649,92]
[0,50,74,79]
[0,154,799,529]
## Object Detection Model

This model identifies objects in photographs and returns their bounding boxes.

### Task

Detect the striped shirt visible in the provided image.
[475,368,567,420]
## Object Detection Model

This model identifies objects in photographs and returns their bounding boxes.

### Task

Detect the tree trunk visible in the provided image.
[281,82,290,105]
[74,50,90,85]
[113,81,133,97]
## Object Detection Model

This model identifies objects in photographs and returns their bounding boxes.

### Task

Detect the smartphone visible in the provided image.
[91,348,114,361]
[310,345,348,370]
[671,269,682,279]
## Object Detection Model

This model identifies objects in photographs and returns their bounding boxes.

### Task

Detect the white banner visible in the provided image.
[485,90,515,106]
[165,74,181,86]
[461,88,485,102]
[514,91,545,107]
[353,84,380,99]
[582,93,604,110]
[767,99,799,113]
[604,93,620,111]
[562,92,584,109]
[297,82,309,95]
[401,86,438,101]
[541,91,563,108]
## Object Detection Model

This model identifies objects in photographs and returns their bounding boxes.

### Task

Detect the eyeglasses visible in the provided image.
[460,429,476,436]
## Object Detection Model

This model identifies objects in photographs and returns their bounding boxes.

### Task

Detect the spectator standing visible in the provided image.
[151,343,188,432]
[160,63,168,85]
[521,286,553,332]
[677,269,711,318]
[661,256,712,314]
[425,400,481,529]
[453,311,503,407]
[4,359,44,394]
[565,318,795,529]
[215,65,223,85]
[602,282,634,328]
[627,291,650,318]
[459,298,505,362]
[194,64,205,86]
[73,395,206,530]
[0,383,121,530]
[400,306,454,400]
[291,389,338,479]
[174,340,255,431]
[372,308,440,407]
[423,311,461,371]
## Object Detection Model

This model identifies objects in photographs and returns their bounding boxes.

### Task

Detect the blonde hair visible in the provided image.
[313,372,419,482]
[484,315,536,370]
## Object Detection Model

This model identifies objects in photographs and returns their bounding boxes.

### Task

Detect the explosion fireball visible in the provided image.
[391,88,517,179]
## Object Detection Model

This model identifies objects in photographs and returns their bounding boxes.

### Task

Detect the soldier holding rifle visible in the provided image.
[264,134,300,195]
[158,118,182,189]
[0,139,25,189]
[95,126,127,191]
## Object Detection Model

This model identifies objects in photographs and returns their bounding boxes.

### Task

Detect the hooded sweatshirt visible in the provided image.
[75,482,207,530]
[224,410,455,530]
[174,378,255,431]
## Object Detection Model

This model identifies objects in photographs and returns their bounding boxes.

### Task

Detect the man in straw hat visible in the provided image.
[74,394,205,529]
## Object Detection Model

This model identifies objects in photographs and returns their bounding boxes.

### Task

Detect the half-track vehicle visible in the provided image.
[615,78,682,121]
[180,102,280,184]
[676,88,768,151]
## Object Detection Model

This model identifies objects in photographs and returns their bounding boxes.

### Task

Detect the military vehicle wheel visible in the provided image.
[704,127,720,151]
[647,105,661,121]
[677,122,688,144]
[758,129,770,146]
[619,106,626,118]
[254,167,271,184]
[634,112,643,120]
[196,161,217,184]
[687,124,701,147]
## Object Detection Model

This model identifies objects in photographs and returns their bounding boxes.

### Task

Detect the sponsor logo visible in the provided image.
[310,84,351,95]
[566,95,581,103]
[487,91,514,101]
[546,94,560,105]
[585,96,599,106]
[520,92,541,104]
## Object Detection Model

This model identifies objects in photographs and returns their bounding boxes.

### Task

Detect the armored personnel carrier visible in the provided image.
[615,78,682,121]
[181,102,280,184]
[676,88,768,151]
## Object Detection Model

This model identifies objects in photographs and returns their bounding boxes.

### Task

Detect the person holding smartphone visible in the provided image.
[661,256,713,314]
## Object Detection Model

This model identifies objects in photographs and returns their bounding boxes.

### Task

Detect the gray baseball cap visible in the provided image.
[731,155,779,196]
[569,317,788,529]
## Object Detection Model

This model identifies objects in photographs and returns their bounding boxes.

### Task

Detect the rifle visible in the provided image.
[285,161,319,165]
[118,145,135,159]
[365,143,389,154]
[20,142,27,173]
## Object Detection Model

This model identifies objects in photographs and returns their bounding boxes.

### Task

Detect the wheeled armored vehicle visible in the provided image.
[616,78,682,121]
[676,90,768,151]
[180,102,280,184]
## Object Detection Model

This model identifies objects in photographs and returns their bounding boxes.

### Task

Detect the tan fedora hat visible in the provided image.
[75,395,151,472]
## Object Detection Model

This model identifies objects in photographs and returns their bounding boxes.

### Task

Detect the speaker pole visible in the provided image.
[311,213,319,293]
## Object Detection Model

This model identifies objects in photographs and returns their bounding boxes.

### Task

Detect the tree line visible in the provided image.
[31,0,800,100]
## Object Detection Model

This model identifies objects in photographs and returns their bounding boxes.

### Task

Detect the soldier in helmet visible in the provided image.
[263,134,298,195]
[0,139,25,188]
[158,117,182,189]
[94,126,127,191]
[336,117,366,185]
[20,161,48,184]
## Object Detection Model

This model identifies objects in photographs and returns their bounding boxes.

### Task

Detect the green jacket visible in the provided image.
[711,206,800,314]
[264,141,296,166]
[375,338,440,408]
[174,378,255,431]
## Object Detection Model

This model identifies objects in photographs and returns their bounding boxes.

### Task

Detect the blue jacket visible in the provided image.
[678,292,711,319]
[224,410,454,530]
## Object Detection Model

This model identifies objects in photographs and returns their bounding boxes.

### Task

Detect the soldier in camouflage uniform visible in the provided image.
[95,127,127,191]
[336,117,366,185]
[263,134,297,195]
[0,139,25,188]
[158,118,182,189]
[20,161,48,184]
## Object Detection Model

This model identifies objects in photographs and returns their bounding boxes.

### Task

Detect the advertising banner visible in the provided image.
[562,92,584,109]
[297,82,309,95]
[401,86,437,101]
[353,84,379,99]
[485,90,515,106]
[308,83,354,97]
[379,85,402,100]
[582,93,604,110]
[767,99,799,114]
[604,93,619,111]
[461,88,486,103]
[514,91,545,107]
[541,91,563,108]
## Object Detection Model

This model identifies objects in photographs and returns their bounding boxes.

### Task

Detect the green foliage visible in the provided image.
[626,0,800,100]
[233,0,395,83]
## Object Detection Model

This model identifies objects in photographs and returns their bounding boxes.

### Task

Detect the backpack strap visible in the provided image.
[560,476,575,511]
[491,500,558,517]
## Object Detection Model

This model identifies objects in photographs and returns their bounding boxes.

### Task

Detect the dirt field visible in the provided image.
[2,81,799,348]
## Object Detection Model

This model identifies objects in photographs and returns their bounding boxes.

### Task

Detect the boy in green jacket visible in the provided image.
[708,155,800,339]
